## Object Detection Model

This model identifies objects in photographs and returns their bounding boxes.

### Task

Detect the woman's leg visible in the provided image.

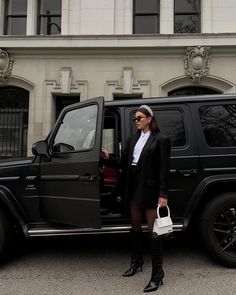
[145,208,157,237]
[144,208,164,292]
[130,199,143,231]
[123,200,143,277]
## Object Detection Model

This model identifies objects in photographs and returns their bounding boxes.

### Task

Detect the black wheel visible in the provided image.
[200,192,236,267]
[0,209,13,262]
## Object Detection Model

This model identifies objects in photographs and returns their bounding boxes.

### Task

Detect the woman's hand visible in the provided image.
[158,196,168,207]
[101,148,109,160]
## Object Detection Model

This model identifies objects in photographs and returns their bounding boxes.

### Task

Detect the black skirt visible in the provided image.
[129,165,140,202]
[128,164,158,209]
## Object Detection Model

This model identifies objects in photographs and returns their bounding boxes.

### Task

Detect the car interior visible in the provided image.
[100,110,123,217]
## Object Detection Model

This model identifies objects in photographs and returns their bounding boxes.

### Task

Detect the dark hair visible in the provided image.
[137,108,160,133]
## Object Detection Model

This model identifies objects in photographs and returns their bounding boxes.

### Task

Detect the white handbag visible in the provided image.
[153,205,173,236]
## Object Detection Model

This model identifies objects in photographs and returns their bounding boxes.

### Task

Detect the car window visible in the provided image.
[52,104,98,153]
[130,108,187,148]
[102,111,120,156]
[199,104,236,147]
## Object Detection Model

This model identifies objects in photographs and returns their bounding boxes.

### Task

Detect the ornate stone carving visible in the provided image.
[122,67,134,94]
[105,67,151,100]
[184,46,210,83]
[60,67,72,94]
[0,49,14,82]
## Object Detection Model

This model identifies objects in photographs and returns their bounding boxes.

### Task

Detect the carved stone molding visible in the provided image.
[60,67,72,94]
[184,46,210,83]
[122,67,134,94]
[105,67,151,100]
[0,49,14,82]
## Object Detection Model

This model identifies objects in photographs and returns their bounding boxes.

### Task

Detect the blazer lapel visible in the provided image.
[137,133,157,164]
[128,132,141,165]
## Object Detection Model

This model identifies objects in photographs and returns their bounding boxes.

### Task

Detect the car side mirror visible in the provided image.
[32,140,50,158]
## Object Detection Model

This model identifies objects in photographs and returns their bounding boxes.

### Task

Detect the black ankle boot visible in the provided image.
[122,231,143,277]
[143,238,164,292]
[122,253,144,277]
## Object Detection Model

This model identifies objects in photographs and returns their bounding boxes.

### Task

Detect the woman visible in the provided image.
[102,104,171,293]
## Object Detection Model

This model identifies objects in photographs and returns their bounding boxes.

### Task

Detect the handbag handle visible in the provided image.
[156,205,170,219]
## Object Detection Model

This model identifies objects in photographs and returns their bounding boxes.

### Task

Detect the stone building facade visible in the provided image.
[0,0,236,156]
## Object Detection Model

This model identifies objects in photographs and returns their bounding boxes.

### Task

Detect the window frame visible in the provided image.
[37,0,61,35]
[4,0,27,35]
[103,110,120,158]
[198,104,236,149]
[133,0,160,34]
[174,0,201,33]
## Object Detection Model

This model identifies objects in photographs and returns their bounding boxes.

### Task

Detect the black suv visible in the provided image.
[0,95,236,267]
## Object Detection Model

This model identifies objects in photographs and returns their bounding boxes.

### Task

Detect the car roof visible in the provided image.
[104,93,236,107]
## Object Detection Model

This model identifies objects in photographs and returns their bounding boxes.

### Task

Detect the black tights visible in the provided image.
[129,199,158,238]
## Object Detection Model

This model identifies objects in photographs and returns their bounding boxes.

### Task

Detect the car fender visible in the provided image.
[0,185,29,236]
[184,174,236,226]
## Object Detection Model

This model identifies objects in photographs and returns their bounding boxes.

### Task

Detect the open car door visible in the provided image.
[39,97,104,228]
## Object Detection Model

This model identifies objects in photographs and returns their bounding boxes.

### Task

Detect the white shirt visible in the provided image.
[132,131,151,164]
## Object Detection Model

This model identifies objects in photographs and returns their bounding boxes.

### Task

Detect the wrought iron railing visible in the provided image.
[0,108,28,159]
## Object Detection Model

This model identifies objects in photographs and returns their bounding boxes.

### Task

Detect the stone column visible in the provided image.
[160,0,174,34]
[61,0,69,35]
[26,0,37,35]
[0,0,5,34]
[201,0,212,33]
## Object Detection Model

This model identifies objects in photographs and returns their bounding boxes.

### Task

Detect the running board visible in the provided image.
[27,224,184,237]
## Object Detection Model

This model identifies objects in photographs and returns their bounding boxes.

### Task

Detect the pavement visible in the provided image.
[0,233,235,295]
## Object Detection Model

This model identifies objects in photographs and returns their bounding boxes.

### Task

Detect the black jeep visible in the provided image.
[0,95,236,267]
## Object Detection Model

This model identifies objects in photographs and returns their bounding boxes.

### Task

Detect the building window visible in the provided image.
[38,0,61,35]
[174,0,200,33]
[133,0,160,34]
[55,96,80,120]
[4,0,27,35]
[113,94,142,100]
[168,86,220,96]
[0,86,29,158]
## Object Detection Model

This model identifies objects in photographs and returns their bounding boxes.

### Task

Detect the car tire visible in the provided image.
[200,192,236,267]
[0,209,13,262]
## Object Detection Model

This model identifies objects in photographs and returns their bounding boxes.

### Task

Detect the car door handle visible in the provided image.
[79,175,97,182]
[178,169,198,176]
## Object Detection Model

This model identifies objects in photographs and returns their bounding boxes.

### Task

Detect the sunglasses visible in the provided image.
[133,116,147,122]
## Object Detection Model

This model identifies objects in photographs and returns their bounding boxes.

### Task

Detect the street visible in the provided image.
[0,233,235,295]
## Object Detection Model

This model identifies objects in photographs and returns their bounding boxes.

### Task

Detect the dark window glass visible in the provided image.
[38,0,61,35]
[135,0,159,13]
[199,105,236,147]
[174,0,200,33]
[113,94,142,100]
[168,86,221,96]
[155,109,186,147]
[0,86,29,159]
[5,0,27,35]
[133,0,160,34]
[130,109,186,147]
[175,0,199,13]
[134,15,159,34]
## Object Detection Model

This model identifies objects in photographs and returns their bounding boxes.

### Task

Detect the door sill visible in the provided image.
[27,224,184,237]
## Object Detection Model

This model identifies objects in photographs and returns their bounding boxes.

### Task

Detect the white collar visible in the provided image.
[141,130,151,137]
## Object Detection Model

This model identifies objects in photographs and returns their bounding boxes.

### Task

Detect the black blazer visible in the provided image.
[111,131,171,208]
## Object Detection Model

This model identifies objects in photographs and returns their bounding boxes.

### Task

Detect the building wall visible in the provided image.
[2,0,236,35]
[0,0,236,154]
